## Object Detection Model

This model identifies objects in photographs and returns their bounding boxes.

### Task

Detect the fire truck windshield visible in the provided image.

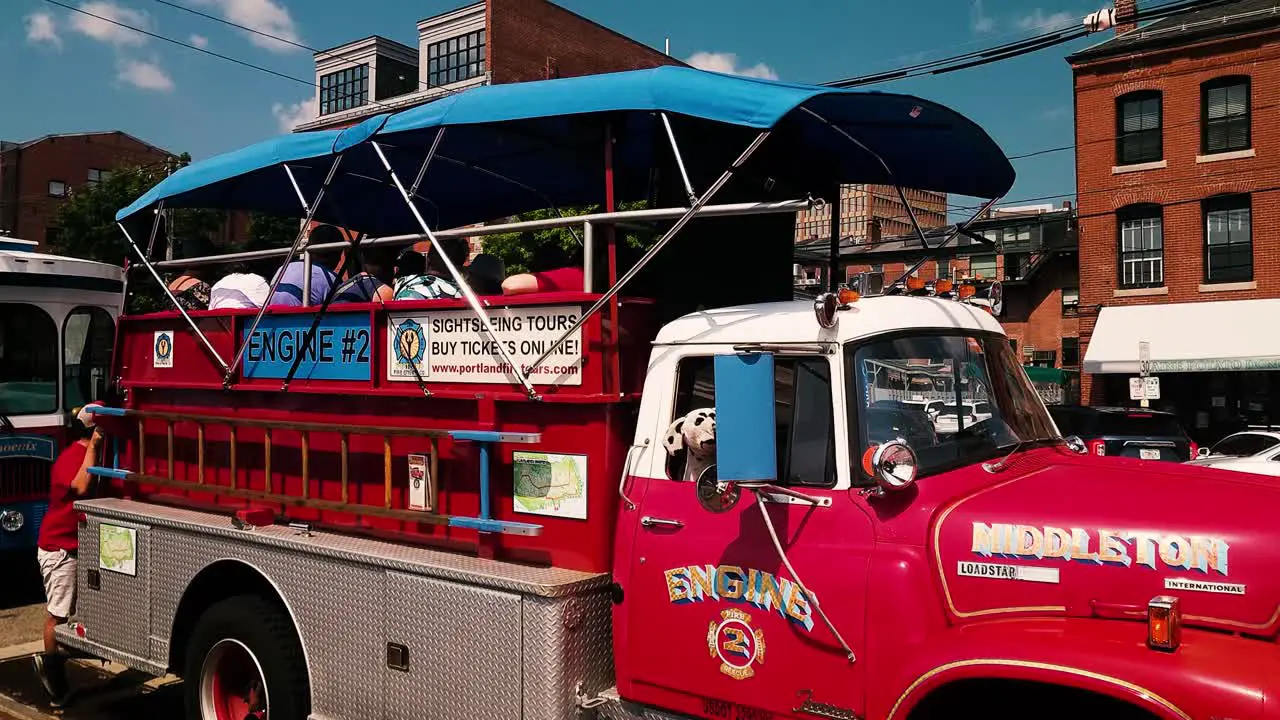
[847,333,1057,478]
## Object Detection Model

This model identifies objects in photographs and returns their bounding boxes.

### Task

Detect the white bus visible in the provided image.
[0,237,123,554]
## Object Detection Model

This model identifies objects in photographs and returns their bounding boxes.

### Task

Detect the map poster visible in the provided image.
[513,451,588,520]
[99,524,138,577]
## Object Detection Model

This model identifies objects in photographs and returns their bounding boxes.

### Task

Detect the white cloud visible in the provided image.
[685,51,778,81]
[69,1,151,47]
[189,33,210,49]
[25,11,62,49]
[970,0,996,32]
[1041,105,1071,120]
[272,96,318,132]
[1016,9,1076,31]
[117,58,174,91]
[193,0,301,52]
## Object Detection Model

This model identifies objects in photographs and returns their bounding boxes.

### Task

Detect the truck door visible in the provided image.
[625,351,870,719]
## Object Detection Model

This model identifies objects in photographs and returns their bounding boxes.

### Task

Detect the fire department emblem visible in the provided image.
[393,319,426,367]
[707,608,765,680]
[153,331,173,368]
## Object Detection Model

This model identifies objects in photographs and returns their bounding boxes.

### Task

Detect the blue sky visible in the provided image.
[3,0,1105,213]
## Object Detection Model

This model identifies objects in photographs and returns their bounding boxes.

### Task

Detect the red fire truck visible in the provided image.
[59,67,1275,720]
[0,238,121,558]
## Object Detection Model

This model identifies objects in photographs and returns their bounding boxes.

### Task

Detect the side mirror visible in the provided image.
[865,439,919,496]
[695,465,742,513]
[1197,446,1210,458]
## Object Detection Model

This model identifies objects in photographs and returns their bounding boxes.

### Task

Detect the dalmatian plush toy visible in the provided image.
[663,407,717,482]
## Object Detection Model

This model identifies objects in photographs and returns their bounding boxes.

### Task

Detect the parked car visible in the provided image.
[1185,430,1280,476]
[1047,405,1197,462]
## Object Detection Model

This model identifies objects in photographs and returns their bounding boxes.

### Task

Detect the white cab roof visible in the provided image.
[655,296,1005,346]
[0,248,125,282]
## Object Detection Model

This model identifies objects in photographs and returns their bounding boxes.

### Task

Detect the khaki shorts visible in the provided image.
[37,548,77,619]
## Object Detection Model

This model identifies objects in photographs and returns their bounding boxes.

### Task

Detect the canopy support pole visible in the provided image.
[118,215,229,373]
[221,155,345,387]
[372,141,542,401]
[410,128,445,198]
[660,112,697,204]
[528,130,772,372]
[895,196,1001,285]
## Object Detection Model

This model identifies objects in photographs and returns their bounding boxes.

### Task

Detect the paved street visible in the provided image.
[0,555,181,720]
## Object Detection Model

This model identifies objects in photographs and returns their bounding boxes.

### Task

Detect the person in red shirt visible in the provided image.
[32,404,104,706]
[501,240,586,295]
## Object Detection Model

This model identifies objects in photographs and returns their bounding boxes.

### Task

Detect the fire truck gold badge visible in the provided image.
[707,609,765,680]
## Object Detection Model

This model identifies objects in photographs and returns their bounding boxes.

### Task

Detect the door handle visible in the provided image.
[640,516,684,528]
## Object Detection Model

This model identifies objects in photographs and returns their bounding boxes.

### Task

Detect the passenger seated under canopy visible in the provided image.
[501,239,584,295]
[269,225,342,307]
[333,246,396,303]
[395,237,469,300]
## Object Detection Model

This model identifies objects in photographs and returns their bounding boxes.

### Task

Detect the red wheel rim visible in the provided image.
[200,639,268,720]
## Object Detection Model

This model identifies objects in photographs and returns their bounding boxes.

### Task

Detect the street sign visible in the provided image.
[1138,341,1151,376]
[1129,376,1161,400]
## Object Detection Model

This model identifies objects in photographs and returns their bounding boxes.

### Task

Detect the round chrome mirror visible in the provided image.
[988,281,1004,316]
[1064,435,1087,454]
[813,292,838,329]
[695,465,741,513]
[872,440,919,493]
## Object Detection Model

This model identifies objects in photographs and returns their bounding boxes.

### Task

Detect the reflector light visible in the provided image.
[958,284,976,299]
[838,288,860,305]
[1147,596,1181,651]
[934,279,954,294]
[906,276,925,291]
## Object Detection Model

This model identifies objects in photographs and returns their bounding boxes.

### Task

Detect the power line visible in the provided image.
[148,0,463,103]
[43,0,315,88]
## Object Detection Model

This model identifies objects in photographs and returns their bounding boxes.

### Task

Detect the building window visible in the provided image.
[1028,350,1056,368]
[1061,338,1080,367]
[1116,90,1162,165]
[937,261,951,280]
[1203,194,1252,284]
[319,64,369,116]
[1117,204,1163,288]
[969,255,997,280]
[1202,76,1250,154]
[1004,253,1029,281]
[48,180,67,198]
[375,56,418,100]
[86,168,109,184]
[1062,287,1079,317]
[427,30,486,88]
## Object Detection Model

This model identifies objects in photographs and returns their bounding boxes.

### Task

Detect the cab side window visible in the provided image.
[668,355,835,487]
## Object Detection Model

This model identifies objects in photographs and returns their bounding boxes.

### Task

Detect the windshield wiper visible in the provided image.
[0,414,14,434]
[982,436,1061,473]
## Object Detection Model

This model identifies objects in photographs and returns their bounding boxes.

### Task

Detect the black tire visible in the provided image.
[183,594,309,720]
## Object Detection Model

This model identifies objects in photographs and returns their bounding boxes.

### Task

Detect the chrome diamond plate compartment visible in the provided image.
[62,498,617,720]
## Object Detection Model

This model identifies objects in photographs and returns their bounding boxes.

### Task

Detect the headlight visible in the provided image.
[0,510,24,532]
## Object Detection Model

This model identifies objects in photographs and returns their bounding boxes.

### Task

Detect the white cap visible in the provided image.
[77,403,103,428]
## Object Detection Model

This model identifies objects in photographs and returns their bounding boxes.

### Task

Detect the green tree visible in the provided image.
[52,153,223,265]
[482,201,652,275]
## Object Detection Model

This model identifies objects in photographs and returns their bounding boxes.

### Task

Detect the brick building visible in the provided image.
[296,0,681,134]
[0,131,174,248]
[793,184,948,289]
[801,204,1079,395]
[1069,0,1280,442]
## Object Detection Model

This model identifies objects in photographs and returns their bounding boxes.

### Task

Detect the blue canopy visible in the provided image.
[117,66,1014,235]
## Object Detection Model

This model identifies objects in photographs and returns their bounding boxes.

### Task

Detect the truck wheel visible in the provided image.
[183,594,308,720]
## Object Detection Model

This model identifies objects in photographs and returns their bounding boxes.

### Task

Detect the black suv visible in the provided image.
[1047,405,1196,462]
